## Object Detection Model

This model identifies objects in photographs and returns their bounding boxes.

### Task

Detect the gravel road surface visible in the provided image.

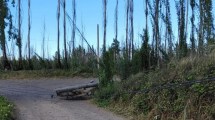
[0,78,124,120]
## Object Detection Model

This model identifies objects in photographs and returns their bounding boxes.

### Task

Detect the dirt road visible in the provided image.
[0,78,124,120]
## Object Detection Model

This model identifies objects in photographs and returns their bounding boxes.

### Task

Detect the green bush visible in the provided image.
[0,96,13,120]
[94,83,117,107]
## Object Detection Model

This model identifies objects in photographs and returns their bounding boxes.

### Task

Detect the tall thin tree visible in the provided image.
[198,0,203,55]
[57,0,61,68]
[129,0,134,59]
[203,0,214,45]
[0,0,14,70]
[154,0,160,67]
[145,0,148,29]
[18,0,23,69]
[72,0,76,54]
[115,0,118,41]
[113,0,118,63]
[42,20,46,60]
[164,0,173,54]
[190,0,195,55]
[28,0,31,63]
[63,0,68,68]
[176,0,187,58]
[103,0,107,52]
[125,0,129,58]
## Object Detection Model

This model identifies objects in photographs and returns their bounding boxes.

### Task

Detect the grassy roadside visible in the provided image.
[95,54,215,120]
[0,69,96,80]
[0,96,13,120]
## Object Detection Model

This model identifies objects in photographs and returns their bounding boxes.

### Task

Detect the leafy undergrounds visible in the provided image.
[95,53,215,120]
[0,96,14,120]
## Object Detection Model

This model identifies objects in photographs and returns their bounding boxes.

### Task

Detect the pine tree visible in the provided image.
[0,0,15,70]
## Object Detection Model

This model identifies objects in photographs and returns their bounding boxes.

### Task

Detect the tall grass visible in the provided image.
[102,53,215,120]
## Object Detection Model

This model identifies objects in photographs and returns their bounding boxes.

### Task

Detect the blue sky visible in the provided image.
[7,0,215,58]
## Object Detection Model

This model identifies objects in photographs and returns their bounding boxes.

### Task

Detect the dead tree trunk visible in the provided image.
[129,0,134,59]
[18,0,23,69]
[63,0,68,69]
[103,0,107,52]
[72,0,76,55]
[42,20,46,60]
[125,0,129,58]
[155,0,160,68]
[115,0,118,41]
[57,0,61,68]
[28,0,31,63]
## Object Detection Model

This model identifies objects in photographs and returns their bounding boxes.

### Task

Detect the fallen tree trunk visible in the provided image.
[55,82,98,96]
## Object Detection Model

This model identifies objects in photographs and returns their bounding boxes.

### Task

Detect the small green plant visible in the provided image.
[94,83,117,107]
[0,96,13,120]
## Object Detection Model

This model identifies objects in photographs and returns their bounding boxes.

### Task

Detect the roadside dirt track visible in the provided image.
[0,78,124,120]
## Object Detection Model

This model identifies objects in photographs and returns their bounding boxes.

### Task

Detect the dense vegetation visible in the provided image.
[95,53,215,119]
[0,96,13,120]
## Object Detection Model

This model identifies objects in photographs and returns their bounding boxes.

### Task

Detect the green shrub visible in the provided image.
[0,96,13,120]
[94,83,117,107]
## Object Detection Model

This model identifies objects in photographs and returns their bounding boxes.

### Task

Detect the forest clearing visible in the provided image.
[1,0,215,120]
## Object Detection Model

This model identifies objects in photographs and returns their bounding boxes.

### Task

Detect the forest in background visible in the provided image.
[0,0,214,74]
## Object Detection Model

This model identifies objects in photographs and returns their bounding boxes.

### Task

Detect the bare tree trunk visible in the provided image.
[97,24,100,69]
[28,0,31,62]
[18,0,22,69]
[145,0,148,29]
[125,0,129,58]
[129,0,134,59]
[114,0,118,62]
[115,0,118,41]
[57,0,61,68]
[63,0,68,69]
[103,0,107,52]
[0,29,10,70]
[42,20,46,60]
[145,0,150,68]
[81,20,84,49]
[198,0,203,55]
[155,0,160,68]
[185,0,189,41]
[72,0,76,54]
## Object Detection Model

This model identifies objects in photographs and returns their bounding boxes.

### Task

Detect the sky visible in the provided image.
[7,0,215,58]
